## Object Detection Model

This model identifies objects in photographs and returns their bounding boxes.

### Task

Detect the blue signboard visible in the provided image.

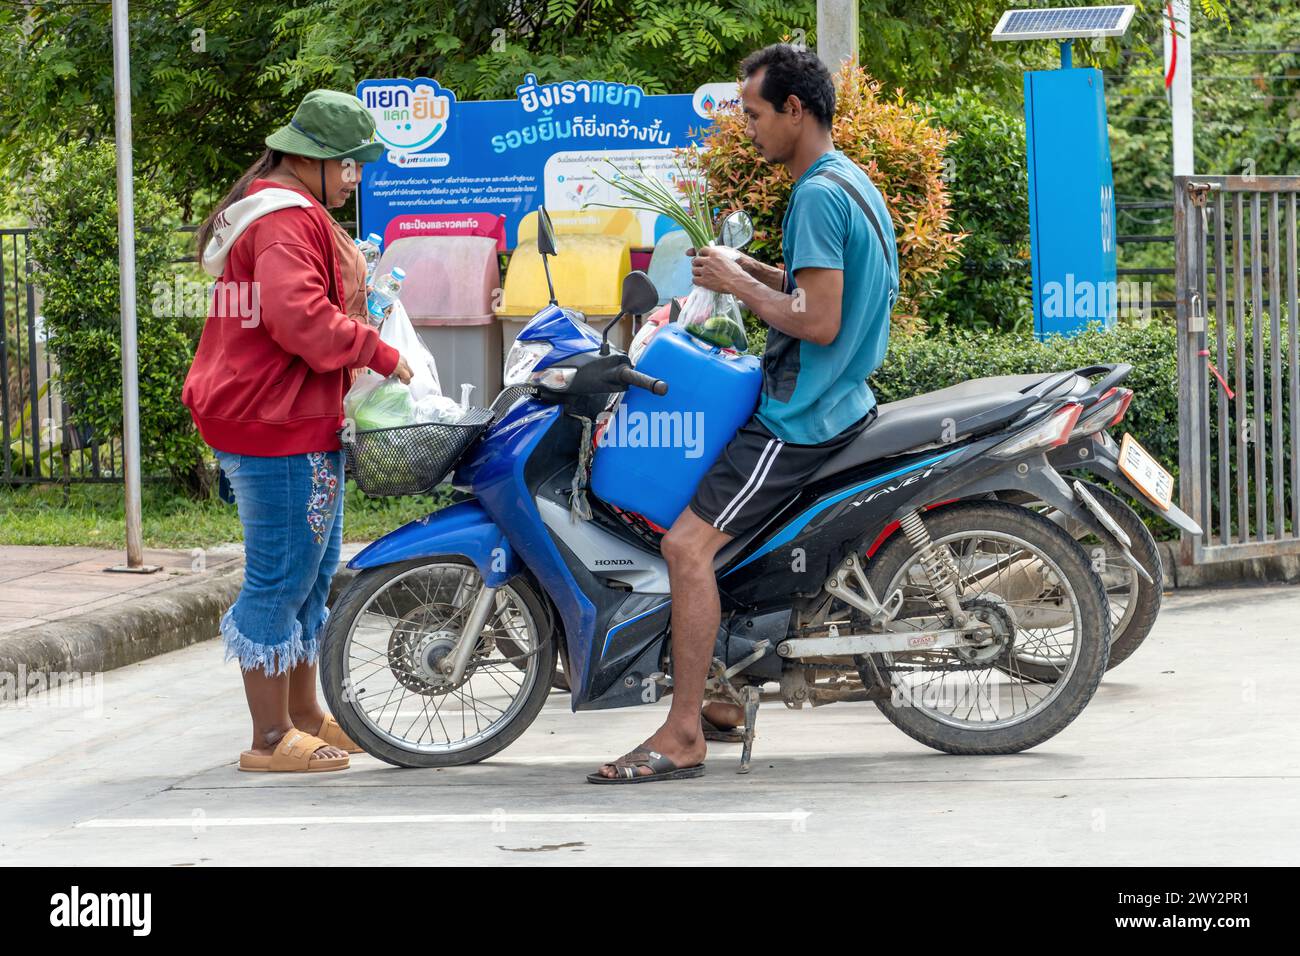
[356,75,735,251]
[1023,66,1119,338]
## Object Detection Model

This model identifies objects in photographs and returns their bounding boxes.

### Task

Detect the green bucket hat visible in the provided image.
[266,89,384,164]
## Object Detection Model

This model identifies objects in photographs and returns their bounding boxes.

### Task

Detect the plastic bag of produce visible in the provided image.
[345,299,442,416]
[350,379,417,431]
[676,284,747,352]
[674,247,747,353]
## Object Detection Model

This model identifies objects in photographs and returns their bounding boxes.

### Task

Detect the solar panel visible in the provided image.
[992,5,1135,41]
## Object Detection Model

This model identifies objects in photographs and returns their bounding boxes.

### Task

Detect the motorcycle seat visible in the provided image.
[885,371,1090,410]
[808,388,1035,482]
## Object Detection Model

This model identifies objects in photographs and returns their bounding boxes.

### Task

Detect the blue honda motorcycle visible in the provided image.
[321,208,1135,770]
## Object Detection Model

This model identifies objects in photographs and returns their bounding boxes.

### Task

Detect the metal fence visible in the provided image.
[1,221,355,487]
[1175,175,1300,564]
[1117,199,1175,314]
[2,227,127,485]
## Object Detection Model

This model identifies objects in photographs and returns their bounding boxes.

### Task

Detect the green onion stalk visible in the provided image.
[584,149,715,249]
[584,149,748,353]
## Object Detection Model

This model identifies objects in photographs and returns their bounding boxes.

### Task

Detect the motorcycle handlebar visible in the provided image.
[617,365,668,396]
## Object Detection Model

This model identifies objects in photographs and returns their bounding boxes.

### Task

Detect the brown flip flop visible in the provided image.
[317,714,363,754]
[587,747,705,784]
[238,728,350,773]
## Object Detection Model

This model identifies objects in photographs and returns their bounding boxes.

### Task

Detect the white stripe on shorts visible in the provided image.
[714,437,784,532]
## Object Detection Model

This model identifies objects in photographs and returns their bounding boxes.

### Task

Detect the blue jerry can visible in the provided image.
[591,323,761,528]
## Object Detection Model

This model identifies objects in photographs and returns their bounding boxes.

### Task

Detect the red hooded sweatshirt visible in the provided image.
[182,179,399,456]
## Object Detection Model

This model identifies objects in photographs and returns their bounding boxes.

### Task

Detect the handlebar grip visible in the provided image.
[618,365,668,396]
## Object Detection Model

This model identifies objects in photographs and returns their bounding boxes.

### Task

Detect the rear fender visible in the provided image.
[1064,436,1202,536]
[884,455,1151,578]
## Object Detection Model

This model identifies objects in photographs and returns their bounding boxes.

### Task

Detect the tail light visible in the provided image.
[990,402,1083,459]
[1109,388,1134,426]
[1071,387,1133,439]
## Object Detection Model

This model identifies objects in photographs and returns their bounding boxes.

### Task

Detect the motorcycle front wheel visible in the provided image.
[321,558,556,768]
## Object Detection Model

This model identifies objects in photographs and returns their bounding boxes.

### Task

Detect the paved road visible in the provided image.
[2,582,1297,866]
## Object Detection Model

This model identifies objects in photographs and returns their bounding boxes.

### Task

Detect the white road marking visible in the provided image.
[76,811,812,828]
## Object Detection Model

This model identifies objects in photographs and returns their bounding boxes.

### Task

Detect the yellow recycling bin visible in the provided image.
[497,233,634,358]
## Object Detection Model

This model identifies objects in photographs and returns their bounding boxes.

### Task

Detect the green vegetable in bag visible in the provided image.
[352,379,416,431]
[685,314,748,351]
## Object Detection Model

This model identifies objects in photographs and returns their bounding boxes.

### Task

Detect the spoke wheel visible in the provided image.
[321,559,555,767]
[854,501,1110,755]
[1010,480,1162,679]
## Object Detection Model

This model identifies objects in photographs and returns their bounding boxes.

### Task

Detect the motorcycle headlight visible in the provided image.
[503,341,552,386]
[532,366,576,390]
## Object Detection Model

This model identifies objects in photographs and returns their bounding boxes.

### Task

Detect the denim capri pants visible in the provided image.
[213,448,344,675]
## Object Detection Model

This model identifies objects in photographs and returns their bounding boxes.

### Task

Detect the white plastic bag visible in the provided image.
[675,245,747,352]
[345,300,442,420]
[414,393,465,424]
[676,284,747,352]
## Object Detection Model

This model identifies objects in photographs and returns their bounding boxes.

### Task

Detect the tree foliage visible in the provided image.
[1,1,310,219]
[27,141,208,492]
[918,91,1032,334]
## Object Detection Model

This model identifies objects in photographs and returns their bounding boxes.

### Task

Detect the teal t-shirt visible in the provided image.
[756,150,899,445]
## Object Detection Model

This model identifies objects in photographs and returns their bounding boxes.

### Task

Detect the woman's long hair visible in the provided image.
[195,148,283,255]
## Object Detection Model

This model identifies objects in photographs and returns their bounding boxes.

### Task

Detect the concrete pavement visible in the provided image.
[0,545,243,635]
[0,544,366,689]
[1,581,1297,866]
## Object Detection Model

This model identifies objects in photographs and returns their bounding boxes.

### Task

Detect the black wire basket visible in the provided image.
[341,407,496,497]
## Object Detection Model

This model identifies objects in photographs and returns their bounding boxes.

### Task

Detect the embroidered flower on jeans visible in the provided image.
[307,452,339,543]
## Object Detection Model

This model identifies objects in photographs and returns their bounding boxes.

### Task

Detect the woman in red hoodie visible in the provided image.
[184,90,411,773]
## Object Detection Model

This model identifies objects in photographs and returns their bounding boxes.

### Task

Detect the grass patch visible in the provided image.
[0,481,450,550]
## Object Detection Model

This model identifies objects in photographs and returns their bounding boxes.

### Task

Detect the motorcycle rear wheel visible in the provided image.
[1004,479,1162,681]
[860,501,1109,755]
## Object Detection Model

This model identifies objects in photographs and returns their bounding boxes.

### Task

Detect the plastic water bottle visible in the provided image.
[366,266,405,326]
[355,233,383,283]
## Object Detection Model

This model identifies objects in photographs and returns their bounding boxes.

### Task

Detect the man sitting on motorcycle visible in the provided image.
[592,42,901,782]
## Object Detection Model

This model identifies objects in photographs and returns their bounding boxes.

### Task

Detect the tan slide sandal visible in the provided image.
[317,714,362,754]
[238,728,350,773]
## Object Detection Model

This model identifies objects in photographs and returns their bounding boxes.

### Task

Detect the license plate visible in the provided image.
[1118,433,1174,511]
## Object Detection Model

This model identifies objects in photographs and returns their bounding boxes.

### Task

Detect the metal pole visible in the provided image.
[1165,0,1194,176]
[109,0,153,573]
[816,0,858,72]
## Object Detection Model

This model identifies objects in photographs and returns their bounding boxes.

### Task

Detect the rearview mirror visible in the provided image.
[536,205,558,257]
[619,270,659,317]
[718,209,754,250]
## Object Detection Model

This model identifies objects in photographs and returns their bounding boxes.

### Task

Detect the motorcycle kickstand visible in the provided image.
[738,685,760,775]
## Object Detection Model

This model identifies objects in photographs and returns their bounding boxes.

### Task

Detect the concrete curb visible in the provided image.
[1158,541,1300,589]
[0,562,358,697]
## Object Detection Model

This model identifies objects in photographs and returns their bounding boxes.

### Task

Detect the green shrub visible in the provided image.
[917,91,1033,335]
[27,141,208,494]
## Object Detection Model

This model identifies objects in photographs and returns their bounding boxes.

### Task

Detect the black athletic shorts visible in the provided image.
[689,406,877,538]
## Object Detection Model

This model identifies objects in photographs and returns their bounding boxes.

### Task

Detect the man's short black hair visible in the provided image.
[739,44,836,129]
